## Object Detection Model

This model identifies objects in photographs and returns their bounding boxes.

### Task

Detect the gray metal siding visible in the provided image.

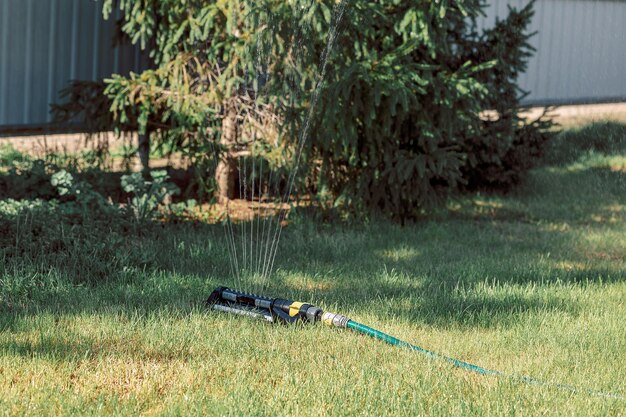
[0,0,142,128]
[1,0,625,128]
[482,0,626,104]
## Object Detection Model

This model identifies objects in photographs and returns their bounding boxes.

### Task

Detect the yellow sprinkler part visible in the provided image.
[289,301,305,317]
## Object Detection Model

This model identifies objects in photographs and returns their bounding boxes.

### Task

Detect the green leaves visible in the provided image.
[303,0,551,220]
[121,170,180,220]
[50,170,74,196]
[96,0,550,221]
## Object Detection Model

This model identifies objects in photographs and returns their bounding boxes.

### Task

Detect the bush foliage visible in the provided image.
[60,0,553,220]
[307,1,553,218]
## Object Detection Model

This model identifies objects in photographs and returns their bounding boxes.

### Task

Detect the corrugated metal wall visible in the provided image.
[0,0,142,129]
[1,0,625,129]
[480,0,626,105]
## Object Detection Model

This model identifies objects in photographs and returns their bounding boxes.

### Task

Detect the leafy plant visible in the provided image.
[51,169,115,215]
[121,170,180,220]
[165,199,198,221]
[0,159,57,200]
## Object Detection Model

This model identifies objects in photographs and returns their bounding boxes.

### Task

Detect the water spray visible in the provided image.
[206,286,625,400]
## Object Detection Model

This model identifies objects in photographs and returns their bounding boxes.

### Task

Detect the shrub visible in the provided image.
[457,3,554,190]
[307,0,553,219]
[55,0,553,221]
[121,170,180,220]
[0,159,57,200]
[50,80,136,169]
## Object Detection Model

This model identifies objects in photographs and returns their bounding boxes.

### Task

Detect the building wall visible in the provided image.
[480,0,626,105]
[1,0,625,129]
[0,0,142,130]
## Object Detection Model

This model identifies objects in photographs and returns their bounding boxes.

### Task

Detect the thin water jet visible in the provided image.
[222,0,348,292]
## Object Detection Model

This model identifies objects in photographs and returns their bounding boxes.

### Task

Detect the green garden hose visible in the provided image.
[344,319,497,376]
[206,286,624,400]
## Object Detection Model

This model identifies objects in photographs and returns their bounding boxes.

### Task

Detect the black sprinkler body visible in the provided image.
[206,287,327,325]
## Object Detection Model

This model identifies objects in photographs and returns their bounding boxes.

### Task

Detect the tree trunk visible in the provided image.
[216,97,238,203]
[138,129,150,177]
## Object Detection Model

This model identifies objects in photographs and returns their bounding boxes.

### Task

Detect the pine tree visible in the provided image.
[102,0,552,218]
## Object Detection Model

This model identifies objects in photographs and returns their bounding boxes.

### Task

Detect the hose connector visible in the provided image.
[322,311,350,328]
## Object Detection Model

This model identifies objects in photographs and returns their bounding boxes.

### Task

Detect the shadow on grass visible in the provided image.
[1,134,624,331]
[2,192,624,329]
[1,334,100,361]
[541,121,626,166]
[268,230,620,328]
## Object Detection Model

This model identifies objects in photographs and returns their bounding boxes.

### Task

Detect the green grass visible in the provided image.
[1,122,625,416]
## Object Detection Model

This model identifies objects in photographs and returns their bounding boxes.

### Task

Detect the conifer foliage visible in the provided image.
[101,0,552,220]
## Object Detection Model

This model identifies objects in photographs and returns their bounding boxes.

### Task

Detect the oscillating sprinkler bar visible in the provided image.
[205,286,624,400]
[205,287,349,327]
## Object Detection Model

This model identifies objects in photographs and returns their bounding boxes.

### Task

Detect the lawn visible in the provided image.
[1,122,625,416]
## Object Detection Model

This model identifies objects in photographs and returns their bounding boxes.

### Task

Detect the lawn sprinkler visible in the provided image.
[205,287,483,370]
[206,286,348,327]
[206,286,624,400]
